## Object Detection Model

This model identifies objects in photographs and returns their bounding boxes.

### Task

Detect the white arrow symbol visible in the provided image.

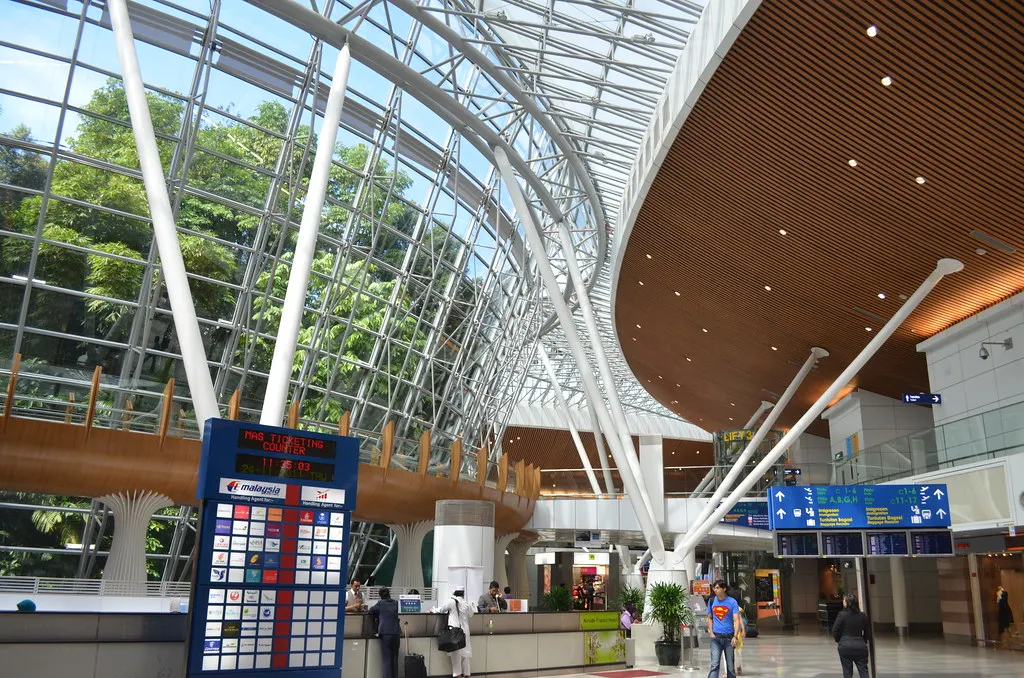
[932,395,940,403]
[934,489,944,499]
[777,509,787,519]
[937,509,947,518]
[775,491,785,501]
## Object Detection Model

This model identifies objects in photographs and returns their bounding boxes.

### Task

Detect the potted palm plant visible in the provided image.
[619,585,645,617]
[648,582,686,666]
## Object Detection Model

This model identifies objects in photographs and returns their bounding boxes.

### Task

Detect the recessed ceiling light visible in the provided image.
[636,324,641,329]
[866,25,878,37]
[728,417,734,421]
[676,383,680,387]
[976,248,987,256]
[877,293,886,299]
[674,291,681,296]
[881,76,893,86]
[658,375,662,379]
[848,159,858,167]
[771,346,778,351]
[685,357,692,362]
[646,253,652,259]
[639,281,644,286]
[730,402,735,406]
[779,229,787,236]
[699,418,703,421]
[865,327,873,331]
[696,450,700,454]
[899,294,907,300]
[915,176,926,184]
[764,285,772,291]
[632,337,636,341]
[702,328,708,333]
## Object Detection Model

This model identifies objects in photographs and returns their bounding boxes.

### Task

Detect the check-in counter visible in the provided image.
[344,612,626,678]
[0,610,625,678]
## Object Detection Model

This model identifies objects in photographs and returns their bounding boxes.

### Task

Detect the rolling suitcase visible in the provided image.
[404,621,427,678]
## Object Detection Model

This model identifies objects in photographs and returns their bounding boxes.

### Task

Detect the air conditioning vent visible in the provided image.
[435,500,495,527]
[969,229,1017,254]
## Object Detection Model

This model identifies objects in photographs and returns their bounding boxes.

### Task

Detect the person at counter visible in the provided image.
[478,581,504,613]
[433,589,477,678]
[369,587,401,678]
[346,579,368,613]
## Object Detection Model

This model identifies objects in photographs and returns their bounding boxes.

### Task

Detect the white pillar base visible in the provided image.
[99,490,173,588]
[644,549,689,621]
[891,556,909,637]
[506,534,540,600]
[494,532,519,590]
[387,520,433,590]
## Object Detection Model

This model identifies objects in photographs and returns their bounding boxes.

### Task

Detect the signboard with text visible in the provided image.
[768,484,950,531]
[720,500,770,529]
[902,393,941,405]
[774,529,954,558]
[187,419,360,677]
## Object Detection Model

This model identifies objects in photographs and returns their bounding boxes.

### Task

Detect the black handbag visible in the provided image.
[437,598,467,652]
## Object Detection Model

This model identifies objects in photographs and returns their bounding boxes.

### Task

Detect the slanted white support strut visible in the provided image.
[108,0,219,432]
[262,42,353,425]
[538,344,603,496]
[494,147,666,561]
[688,348,827,539]
[590,412,615,493]
[693,400,775,498]
[677,258,964,559]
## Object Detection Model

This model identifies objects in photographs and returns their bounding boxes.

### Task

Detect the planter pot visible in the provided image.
[654,640,681,666]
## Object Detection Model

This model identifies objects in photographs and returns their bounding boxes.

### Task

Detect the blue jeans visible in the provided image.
[707,636,736,678]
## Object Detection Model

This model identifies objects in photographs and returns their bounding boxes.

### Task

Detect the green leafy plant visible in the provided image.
[542,585,574,612]
[648,582,686,643]
[619,584,645,614]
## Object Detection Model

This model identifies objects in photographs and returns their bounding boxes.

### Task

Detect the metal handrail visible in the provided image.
[0,576,191,597]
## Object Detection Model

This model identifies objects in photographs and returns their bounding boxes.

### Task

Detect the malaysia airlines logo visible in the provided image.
[220,478,286,498]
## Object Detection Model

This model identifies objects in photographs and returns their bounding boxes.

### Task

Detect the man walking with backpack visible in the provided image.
[706,580,743,678]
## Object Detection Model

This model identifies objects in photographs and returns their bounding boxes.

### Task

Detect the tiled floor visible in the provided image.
[598,633,1024,677]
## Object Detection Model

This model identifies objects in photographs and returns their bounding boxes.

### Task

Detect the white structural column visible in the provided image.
[538,345,603,495]
[688,348,827,542]
[388,520,433,590]
[432,500,495,602]
[262,42,353,425]
[506,534,540,600]
[107,0,218,432]
[590,412,615,493]
[99,490,173,586]
[679,258,964,559]
[494,147,665,561]
[493,532,520,590]
[638,436,664,526]
[891,557,909,637]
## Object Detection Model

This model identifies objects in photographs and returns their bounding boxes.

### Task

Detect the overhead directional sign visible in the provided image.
[720,500,770,529]
[768,484,951,531]
[902,392,942,405]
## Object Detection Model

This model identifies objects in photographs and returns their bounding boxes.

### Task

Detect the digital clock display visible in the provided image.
[235,453,335,482]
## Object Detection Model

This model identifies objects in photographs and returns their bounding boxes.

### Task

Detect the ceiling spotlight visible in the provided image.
[764,285,772,291]
[866,25,878,37]
[702,328,708,333]
[674,291,681,296]
[638,281,644,286]
[728,417,734,421]
[915,176,926,184]
[848,159,858,167]
[771,346,778,351]
[881,76,893,86]
[976,248,987,256]
[676,383,680,387]
[636,324,641,329]
[730,402,736,406]
[686,357,692,362]
[865,327,873,332]
[779,229,787,236]
[632,337,636,341]
[658,375,662,379]
[877,292,886,299]
[899,294,908,300]
[646,253,652,259]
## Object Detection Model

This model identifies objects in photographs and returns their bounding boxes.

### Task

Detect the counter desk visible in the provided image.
[0,610,626,678]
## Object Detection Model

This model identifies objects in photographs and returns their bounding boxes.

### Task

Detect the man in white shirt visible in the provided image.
[346,579,367,613]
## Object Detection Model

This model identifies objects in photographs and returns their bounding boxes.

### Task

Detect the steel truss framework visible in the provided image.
[0,0,705,572]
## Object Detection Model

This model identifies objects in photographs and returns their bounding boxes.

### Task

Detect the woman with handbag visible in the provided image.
[433,589,477,678]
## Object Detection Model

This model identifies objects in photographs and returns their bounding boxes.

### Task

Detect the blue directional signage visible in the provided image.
[720,500,770,529]
[902,392,942,405]
[768,484,951,531]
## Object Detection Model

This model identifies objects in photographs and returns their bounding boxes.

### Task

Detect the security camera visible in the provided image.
[980,346,990,360]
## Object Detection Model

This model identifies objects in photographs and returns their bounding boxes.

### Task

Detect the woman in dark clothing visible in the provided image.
[832,594,870,678]
[370,588,402,678]
[997,586,1014,642]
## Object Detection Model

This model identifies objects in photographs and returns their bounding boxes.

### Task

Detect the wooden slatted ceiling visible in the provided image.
[617,0,1024,436]
[501,425,713,492]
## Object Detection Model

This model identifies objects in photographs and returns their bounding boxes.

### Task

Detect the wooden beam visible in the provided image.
[227,390,241,420]
[122,399,134,431]
[83,366,102,438]
[418,430,431,478]
[514,460,525,496]
[2,353,22,432]
[337,411,350,437]
[176,409,187,437]
[286,400,300,429]
[64,392,76,425]
[497,455,509,493]
[158,379,175,442]
[476,445,488,487]
[533,466,542,500]
[380,420,394,475]
[450,439,462,484]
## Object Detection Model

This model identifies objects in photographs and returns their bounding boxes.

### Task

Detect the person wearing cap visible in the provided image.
[432,589,477,678]
[16,599,36,612]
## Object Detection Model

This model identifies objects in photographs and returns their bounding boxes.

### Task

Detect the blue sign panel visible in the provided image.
[768,484,951,531]
[902,393,941,405]
[720,501,770,529]
[188,419,360,677]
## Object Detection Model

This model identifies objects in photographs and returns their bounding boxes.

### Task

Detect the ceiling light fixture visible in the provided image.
[771,346,778,351]
[764,285,772,291]
[646,253,652,259]
[976,248,987,256]
[685,357,692,362]
[636,324,642,329]
[877,292,886,299]
[638,281,644,285]
[881,76,893,86]
[728,417,734,421]
[865,327,873,332]
[915,176,926,184]
[702,328,708,333]
[848,159,858,167]
[899,294,908,300]
[779,229,787,236]
[866,25,878,37]
[658,375,662,379]
[674,291,681,296]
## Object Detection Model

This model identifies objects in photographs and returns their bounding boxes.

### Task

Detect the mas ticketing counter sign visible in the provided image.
[187,419,359,677]
[767,484,950,531]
